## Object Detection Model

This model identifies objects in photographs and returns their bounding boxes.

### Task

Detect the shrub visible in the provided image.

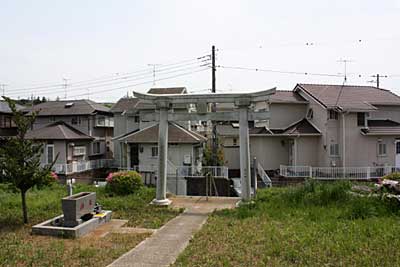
[382,172,400,182]
[105,171,143,195]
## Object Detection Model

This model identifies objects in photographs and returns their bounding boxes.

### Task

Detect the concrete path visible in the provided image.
[108,196,239,267]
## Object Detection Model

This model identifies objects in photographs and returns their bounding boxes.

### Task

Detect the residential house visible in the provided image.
[0,101,25,143]
[219,84,400,174]
[24,100,114,173]
[111,87,205,169]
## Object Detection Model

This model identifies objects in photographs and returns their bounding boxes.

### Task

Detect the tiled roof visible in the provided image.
[361,127,400,136]
[250,118,321,136]
[269,90,307,103]
[361,119,400,135]
[147,87,187,95]
[367,119,400,127]
[26,121,93,140]
[0,101,25,114]
[116,123,207,144]
[110,98,140,113]
[297,84,400,111]
[25,100,111,116]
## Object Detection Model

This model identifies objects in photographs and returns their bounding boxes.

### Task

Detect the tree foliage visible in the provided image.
[202,139,224,166]
[0,97,56,223]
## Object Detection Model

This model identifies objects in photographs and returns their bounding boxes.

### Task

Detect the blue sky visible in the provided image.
[1,0,400,101]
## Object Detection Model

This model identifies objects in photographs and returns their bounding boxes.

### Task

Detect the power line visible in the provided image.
[67,67,209,99]
[7,54,210,92]
[6,62,210,97]
[217,65,344,77]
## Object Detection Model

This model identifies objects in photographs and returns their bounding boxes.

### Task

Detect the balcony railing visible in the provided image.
[46,159,114,175]
[280,165,400,180]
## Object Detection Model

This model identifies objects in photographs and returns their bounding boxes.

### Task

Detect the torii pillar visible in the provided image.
[133,88,276,205]
[236,98,252,201]
[151,100,171,206]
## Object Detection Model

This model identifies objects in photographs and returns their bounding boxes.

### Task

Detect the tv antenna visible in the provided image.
[337,59,353,84]
[148,64,162,85]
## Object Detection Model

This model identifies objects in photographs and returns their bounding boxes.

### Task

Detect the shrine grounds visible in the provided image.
[1,181,400,267]
[174,181,400,267]
[0,184,181,267]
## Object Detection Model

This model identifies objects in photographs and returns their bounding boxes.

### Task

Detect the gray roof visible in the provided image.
[0,101,25,114]
[250,118,321,136]
[25,100,111,116]
[270,90,308,104]
[147,87,187,95]
[26,121,93,140]
[296,84,400,111]
[110,98,140,113]
[115,122,207,144]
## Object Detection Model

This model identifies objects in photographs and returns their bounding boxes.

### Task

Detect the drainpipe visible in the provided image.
[342,112,346,177]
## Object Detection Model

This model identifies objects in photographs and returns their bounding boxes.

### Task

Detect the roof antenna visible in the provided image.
[337,59,353,85]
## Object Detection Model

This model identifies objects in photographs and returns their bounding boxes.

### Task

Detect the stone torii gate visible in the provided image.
[133,88,276,205]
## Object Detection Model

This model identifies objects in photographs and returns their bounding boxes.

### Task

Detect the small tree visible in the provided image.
[202,140,224,166]
[0,97,56,224]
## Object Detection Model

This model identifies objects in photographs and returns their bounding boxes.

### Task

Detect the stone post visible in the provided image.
[152,101,171,206]
[237,99,252,202]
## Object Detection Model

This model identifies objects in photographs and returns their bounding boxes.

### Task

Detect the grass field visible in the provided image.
[0,183,180,266]
[174,181,400,267]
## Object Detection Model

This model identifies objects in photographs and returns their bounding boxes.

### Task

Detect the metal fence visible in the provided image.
[48,159,115,175]
[280,165,400,180]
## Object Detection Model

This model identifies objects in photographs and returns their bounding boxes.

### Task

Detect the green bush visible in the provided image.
[105,171,143,195]
[382,172,400,181]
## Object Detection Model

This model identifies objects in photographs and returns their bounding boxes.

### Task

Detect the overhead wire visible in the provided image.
[7,54,211,92]
[7,61,210,97]
[67,67,210,99]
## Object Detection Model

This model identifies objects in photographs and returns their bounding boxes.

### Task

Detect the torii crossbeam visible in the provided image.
[133,88,276,205]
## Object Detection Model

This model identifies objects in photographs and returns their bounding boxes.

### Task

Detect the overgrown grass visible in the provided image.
[0,183,181,229]
[174,181,400,267]
[0,183,181,266]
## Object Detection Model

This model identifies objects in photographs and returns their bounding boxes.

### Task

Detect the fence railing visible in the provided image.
[47,159,114,175]
[176,166,229,179]
[257,162,272,186]
[119,164,228,179]
[280,165,400,180]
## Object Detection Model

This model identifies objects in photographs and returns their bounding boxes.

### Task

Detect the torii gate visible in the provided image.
[133,88,276,205]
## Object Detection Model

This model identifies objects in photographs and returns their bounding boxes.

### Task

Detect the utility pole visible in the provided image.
[148,64,162,86]
[370,74,388,88]
[211,45,218,166]
[63,78,69,99]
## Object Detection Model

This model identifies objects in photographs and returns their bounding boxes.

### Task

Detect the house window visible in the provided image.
[134,115,140,123]
[396,142,400,154]
[151,147,158,157]
[71,116,81,125]
[357,112,365,126]
[232,138,238,146]
[330,143,339,156]
[73,146,86,156]
[46,144,54,164]
[93,142,101,154]
[97,116,105,126]
[1,116,12,128]
[306,108,313,119]
[49,116,56,122]
[328,110,338,120]
[378,142,387,156]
